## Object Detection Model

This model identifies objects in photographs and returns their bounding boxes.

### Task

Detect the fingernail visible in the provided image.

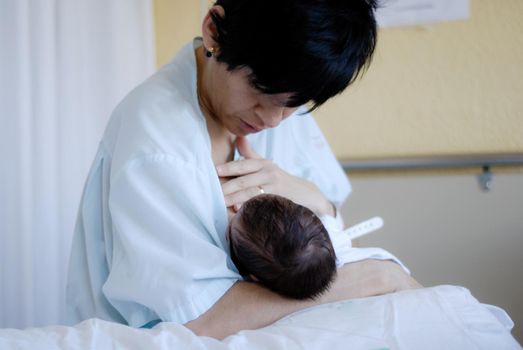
[216,166,223,175]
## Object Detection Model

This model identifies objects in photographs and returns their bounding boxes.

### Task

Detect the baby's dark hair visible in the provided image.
[228,194,337,300]
[210,0,379,112]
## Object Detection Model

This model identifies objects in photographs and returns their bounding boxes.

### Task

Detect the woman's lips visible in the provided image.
[240,119,262,133]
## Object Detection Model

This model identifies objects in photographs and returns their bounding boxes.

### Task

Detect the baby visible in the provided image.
[227,194,337,300]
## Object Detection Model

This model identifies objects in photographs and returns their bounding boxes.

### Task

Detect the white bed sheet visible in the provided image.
[1,285,520,350]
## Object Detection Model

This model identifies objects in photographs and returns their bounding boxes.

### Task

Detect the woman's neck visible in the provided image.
[207,114,236,165]
[195,45,236,165]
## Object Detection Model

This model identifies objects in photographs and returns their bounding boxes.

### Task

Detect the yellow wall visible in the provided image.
[153,0,523,159]
[153,0,201,67]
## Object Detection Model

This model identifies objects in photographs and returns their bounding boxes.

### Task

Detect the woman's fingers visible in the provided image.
[217,136,275,209]
[217,137,333,216]
[224,185,268,208]
[221,172,267,196]
[215,137,264,177]
[216,158,268,177]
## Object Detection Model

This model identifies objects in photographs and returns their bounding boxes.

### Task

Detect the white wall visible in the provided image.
[342,170,523,342]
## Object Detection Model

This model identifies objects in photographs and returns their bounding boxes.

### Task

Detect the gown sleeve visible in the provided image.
[287,112,351,209]
[104,153,239,327]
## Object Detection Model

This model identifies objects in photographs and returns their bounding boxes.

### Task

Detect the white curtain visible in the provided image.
[0,0,155,328]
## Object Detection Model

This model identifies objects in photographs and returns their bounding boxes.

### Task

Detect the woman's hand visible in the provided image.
[321,260,423,305]
[217,136,335,217]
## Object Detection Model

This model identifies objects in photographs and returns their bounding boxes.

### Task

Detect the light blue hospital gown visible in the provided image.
[66,38,353,327]
[67,40,350,327]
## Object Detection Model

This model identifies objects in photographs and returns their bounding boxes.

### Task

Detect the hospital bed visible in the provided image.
[1,285,520,350]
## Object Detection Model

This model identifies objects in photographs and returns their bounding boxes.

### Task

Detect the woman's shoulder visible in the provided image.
[112,65,199,132]
[102,43,208,168]
[112,43,199,133]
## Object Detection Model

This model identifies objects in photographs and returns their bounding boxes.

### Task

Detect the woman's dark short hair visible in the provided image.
[229,194,337,300]
[211,0,379,111]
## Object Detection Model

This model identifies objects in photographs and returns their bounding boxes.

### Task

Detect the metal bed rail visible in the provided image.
[339,153,523,191]
[340,153,523,171]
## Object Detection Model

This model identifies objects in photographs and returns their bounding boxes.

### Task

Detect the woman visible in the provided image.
[67,0,420,339]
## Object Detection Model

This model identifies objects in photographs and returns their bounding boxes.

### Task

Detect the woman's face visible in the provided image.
[204,62,299,136]
[198,6,300,136]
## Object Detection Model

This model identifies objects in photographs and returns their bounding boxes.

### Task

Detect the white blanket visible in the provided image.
[1,285,520,350]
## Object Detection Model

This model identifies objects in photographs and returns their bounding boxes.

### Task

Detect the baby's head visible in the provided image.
[227,194,337,300]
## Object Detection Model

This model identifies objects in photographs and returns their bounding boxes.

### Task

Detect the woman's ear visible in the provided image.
[201,5,225,52]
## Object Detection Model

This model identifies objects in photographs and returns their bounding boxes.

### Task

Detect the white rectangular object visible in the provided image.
[344,216,384,240]
[376,0,469,27]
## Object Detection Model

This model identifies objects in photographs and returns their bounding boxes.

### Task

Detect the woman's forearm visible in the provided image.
[184,260,421,339]
[185,280,310,339]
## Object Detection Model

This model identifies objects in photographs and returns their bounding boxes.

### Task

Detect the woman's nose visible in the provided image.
[255,106,285,128]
